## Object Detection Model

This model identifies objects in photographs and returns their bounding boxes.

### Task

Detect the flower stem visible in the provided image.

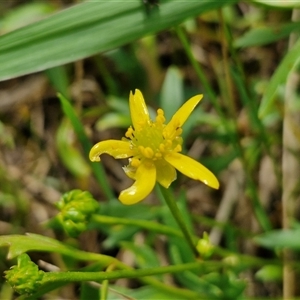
[90,215,183,239]
[101,264,115,300]
[158,185,198,257]
[42,262,203,299]
[44,262,201,283]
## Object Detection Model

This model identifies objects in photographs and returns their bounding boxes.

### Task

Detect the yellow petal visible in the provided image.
[164,152,219,189]
[165,94,203,132]
[129,89,150,129]
[119,161,156,205]
[89,140,134,162]
[155,160,177,188]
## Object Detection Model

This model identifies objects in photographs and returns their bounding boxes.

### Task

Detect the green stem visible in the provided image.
[44,262,201,283]
[90,215,184,239]
[158,185,198,257]
[43,262,203,299]
[101,264,115,300]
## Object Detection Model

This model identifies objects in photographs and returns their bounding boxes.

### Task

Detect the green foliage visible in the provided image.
[0,0,236,81]
[1,0,300,298]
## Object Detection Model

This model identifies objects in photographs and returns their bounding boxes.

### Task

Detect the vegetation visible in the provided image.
[1,0,300,299]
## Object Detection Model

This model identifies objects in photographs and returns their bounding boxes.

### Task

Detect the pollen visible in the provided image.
[143,147,154,158]
[130,157,140,168]
[125,107,183,163]
[125,126,134,139]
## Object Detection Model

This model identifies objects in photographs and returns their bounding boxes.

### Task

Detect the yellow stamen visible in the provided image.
[145,147,154,158]
[130,157,140,168]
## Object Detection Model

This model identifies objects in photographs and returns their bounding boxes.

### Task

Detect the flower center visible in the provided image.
[124,108,183,168]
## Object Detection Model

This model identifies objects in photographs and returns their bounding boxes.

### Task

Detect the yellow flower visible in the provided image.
[90,89,219,205]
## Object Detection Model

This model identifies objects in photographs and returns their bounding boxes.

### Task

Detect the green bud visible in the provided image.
[56,189,99,237]
[5,253,44,295]
[196,232,214,259]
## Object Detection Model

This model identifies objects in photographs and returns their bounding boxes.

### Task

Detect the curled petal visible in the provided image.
[119,161,156,205]
[155,160,177,188]
[89,140,134,162]
[165,94,203,133]
[164,152,219,189]
[129,89,150,129]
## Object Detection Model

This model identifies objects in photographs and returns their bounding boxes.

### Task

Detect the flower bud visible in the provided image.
[5,253,44,295]
[56,189,99,237]
[196,232,214,259]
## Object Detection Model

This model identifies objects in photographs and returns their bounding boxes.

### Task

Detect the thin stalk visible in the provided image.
[44,262,201,283]
[100,264,115,300]
[43,262,204,299]
[90,215,184,240]
[218,8,237,118]
[158,185,198,257]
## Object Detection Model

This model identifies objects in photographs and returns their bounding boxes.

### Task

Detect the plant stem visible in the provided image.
[90,215,184,239]
[158,185,198,257]
[101,264,115,300]
[44,262,201,283]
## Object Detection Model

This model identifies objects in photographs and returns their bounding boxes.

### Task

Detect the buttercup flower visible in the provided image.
[90,89,219,205]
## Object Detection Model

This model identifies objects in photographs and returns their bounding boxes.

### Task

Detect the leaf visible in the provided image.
[1,2,56,33]
[255,265,282,282]
[160,66,184,122]
[107,285,184,300]
[234,22,300,48]
[0,233,117,267]
[56,118,91,178]
[258,37,300,118]
[0,233,73,259]
[251,0,300,8]
[95,112,131,131]
[254,228,300,249]
[58,93,114,199]
[0,0,238,81]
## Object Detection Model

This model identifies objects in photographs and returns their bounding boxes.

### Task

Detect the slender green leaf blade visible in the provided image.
[160,66,184,121]
[254,229,300,250]
[234,22,300,48]
[58,93,114,199]
[251,0,300,8]
[0,0,238,81]
[258,37,300,118]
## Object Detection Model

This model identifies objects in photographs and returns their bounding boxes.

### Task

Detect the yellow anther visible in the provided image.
[125,126,134,139]
[130,157,140,168]
[165,139,172,148]
[176,127,183,136]
[159,143,165,152]
[174,144,182,152]
[155,152,162,159]
[156,109,166,124]
[143,147,154,158]
[138,145,145,153]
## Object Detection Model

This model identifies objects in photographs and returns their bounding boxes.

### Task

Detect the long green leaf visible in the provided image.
[234,22,300,48]
[0,0,237,81]
[258,37,300,118]
[58,93,114,199]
